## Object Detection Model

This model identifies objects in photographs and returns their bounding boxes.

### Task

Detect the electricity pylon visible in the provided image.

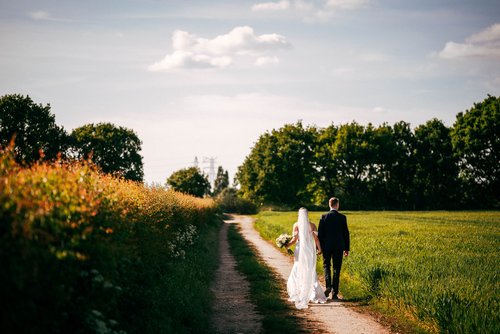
[203,157,217,190]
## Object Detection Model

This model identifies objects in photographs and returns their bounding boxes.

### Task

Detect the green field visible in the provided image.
[255,211,500,333]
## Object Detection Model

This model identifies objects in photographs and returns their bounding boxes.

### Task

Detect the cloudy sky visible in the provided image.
[1,0,499,184]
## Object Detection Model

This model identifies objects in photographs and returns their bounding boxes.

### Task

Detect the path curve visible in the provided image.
[230,215,391,334]
[210,220,263,334]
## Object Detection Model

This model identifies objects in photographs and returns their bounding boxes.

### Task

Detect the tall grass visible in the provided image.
[255,211,500,333]
[0,148,219,333]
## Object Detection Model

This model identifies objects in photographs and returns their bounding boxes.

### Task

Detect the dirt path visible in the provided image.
[231,215,391,334]
[210,220,263,334]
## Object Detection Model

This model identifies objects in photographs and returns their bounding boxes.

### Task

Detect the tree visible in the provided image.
[311,124,339,205]
[71,123,144,182]
[312,121,416,209]
[236,122,316,208]
[413,119,459,209]
[451,95,500,208]
[325,122,374,209]
[0,94,68,164]
[385,121,416,209]
[213,166,229,195]
[166,167,210,198]
[362,123,399,209]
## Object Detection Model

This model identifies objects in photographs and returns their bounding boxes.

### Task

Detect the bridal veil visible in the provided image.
[287,208,326,309]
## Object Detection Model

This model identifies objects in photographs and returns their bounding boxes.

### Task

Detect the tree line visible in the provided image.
[235,95,499,210]
[2,93,498,209]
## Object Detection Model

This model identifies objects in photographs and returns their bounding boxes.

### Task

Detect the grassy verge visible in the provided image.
[121,216,221,334]
[226,223,306,333]
[254,211,500,334]
[149,216,221,333]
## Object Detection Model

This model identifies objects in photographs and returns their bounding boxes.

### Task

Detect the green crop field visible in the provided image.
[255,211,500,333]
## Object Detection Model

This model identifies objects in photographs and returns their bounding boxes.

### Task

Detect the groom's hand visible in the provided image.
[344,251,349,257]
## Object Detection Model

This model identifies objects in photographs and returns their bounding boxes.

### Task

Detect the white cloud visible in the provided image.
[255,56,280,66]
[28,11,50,20]
[293,0,315,11]
[27,10,74,22]
[149,26,290,71]
[149,51,232,71]
[307,9,334,23]
[176,93,323,120]
[466,23,500,43]
[252,0,290,11]
[325,0,369,10]
[172,93,394,126]
[250,0,370,22]
[438,23,500,59]
[358,52,389,62]
[332,67,354,76]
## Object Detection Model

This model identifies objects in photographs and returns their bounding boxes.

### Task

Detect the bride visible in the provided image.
[286,207,327,309]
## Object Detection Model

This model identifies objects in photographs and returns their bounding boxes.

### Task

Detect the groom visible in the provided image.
[318,197,350,300]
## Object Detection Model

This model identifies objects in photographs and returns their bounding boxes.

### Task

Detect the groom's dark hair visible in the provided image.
[329,197,339,208]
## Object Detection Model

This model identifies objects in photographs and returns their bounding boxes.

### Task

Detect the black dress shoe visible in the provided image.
[332,294,339,300]
[324,288,331,297]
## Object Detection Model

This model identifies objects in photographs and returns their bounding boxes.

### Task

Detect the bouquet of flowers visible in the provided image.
[275,233,293,254]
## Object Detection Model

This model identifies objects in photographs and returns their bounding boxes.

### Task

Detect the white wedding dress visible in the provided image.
[287,209,327,309]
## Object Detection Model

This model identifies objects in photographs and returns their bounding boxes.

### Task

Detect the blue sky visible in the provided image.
[1,0,499,184]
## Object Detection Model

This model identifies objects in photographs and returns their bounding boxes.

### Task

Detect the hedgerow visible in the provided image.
[0,147,218,333]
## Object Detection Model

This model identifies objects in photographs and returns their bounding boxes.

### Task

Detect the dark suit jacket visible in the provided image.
[318,210,350,252]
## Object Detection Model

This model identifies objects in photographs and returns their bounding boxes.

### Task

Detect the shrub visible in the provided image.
[215,188,257,214]
[0,147,217,333]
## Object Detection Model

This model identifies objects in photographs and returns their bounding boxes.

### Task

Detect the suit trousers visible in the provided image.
[322,249,344,294]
